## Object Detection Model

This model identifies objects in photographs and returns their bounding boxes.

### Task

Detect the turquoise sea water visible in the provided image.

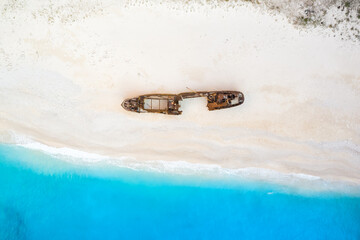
[0,144,360,240]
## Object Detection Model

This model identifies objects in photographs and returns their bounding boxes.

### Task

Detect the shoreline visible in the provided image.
[1,113,360,187]
[1,130,360,196]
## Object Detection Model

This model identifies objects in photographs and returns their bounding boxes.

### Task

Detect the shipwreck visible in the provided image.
[121,90,244,115]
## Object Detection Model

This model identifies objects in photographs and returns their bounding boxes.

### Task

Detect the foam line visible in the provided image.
[5,132,359,195]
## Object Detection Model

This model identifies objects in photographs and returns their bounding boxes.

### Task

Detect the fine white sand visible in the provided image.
[0,1,360,185]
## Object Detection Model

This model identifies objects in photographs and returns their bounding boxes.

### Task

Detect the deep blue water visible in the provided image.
[0,144,360,240]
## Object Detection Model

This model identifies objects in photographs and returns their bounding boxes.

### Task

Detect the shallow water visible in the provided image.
[0,144,359,240]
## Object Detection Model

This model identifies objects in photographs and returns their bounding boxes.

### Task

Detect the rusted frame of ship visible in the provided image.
[121,90,244,115]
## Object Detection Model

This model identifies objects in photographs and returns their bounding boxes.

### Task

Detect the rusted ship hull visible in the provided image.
[122,91,244,115]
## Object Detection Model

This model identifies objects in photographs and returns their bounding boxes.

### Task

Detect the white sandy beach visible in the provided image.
[0,0,360,185]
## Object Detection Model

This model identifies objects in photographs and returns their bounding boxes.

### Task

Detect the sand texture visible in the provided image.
[1,0,360,184]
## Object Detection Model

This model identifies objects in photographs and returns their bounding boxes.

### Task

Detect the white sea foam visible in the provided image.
[4,131,358,195]
[21,141,110,162]
[2,131,110,162]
